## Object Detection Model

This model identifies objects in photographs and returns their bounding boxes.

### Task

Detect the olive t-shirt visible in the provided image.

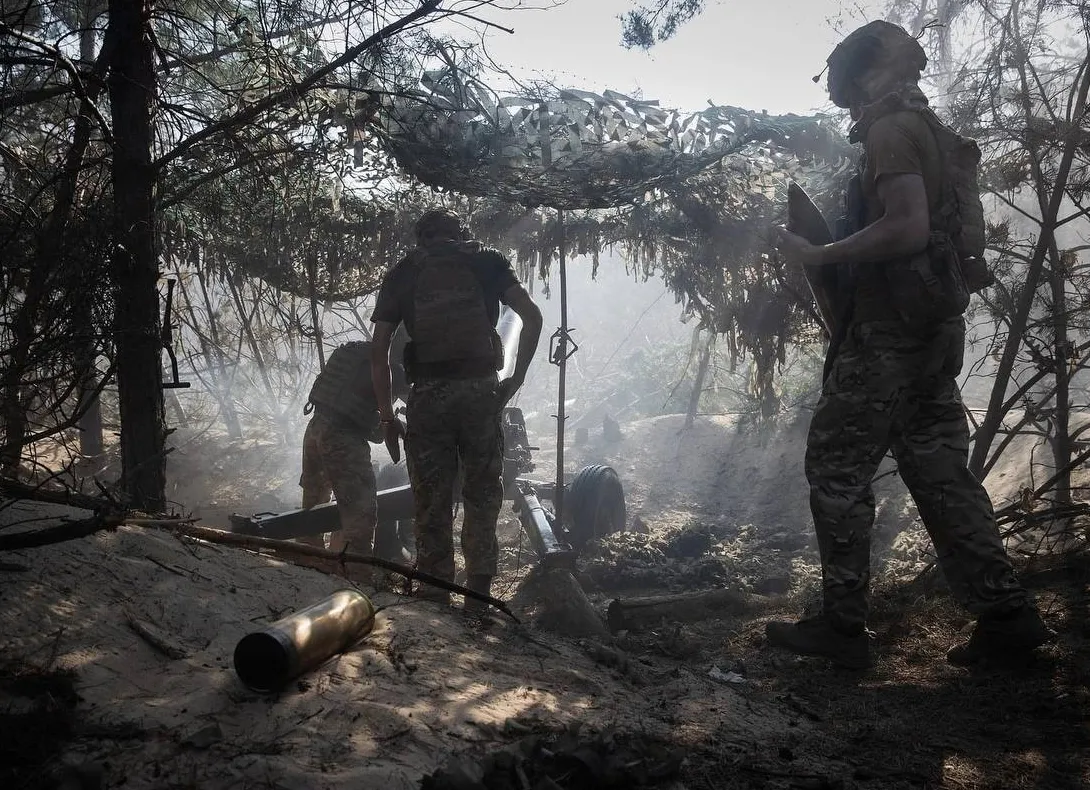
[851,110,943,323]
[370,242,520,377]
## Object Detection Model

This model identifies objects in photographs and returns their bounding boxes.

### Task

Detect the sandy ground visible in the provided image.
[2,409,1088,789]
[0,507,797,789]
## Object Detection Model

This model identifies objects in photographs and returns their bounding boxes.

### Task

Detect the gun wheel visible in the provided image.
[566,464,626,548]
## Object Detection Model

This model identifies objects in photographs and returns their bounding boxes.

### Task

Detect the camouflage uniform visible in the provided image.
[298,410,378,555]
[405,377,503,581]
[371,217,520,589]
[808,317,1026,633]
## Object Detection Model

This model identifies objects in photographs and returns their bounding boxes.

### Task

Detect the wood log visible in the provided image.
[606,588,769,633]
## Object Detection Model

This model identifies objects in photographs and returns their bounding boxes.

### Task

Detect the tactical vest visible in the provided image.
[406,242,500,377]
[918,107,992,293]
[306,341,379,432]
[847,90,994,326]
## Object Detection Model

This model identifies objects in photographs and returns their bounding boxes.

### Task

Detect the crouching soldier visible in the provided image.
[298,328,409,583]
[370,209,543,611]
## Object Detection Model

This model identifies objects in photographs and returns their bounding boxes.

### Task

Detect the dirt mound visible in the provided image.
[1,504,806,790]
[560,410,1036,525]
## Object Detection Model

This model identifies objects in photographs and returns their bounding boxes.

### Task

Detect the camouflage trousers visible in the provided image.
[807,318,1026,633]
[299,411,377,555]
[405,376,503,580]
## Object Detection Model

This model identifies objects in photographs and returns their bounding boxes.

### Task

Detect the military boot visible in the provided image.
[765,614,872,669]
[414,583,451,606]
[462,574,493,617]
[946,605,1053,667]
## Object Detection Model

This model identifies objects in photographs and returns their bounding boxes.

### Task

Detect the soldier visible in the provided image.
[771,21,1051,668]
[370,209,543,610]
[298,328,410,582]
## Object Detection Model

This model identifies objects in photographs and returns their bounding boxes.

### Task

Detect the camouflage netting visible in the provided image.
[374,67,849,211]
[191,65,855,400]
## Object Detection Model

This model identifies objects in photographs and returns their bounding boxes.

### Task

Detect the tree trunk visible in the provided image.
[189,257,243,438]
[685,331,713,428]
[225,271,290,438]
[1049,247,1072,505]
[108,0,166,510]
[306,250,326,369]
[969,50,1090,477]
[75,12,104,459]
[1,12,103,474]
[77,368,105,457]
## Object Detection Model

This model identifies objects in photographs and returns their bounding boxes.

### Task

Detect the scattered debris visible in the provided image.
[0,662,80,788]
[420,724,683,789]
[707,666,746,685]
[579,639,648,686]
[182,723,223,750]
[124,608,188,660]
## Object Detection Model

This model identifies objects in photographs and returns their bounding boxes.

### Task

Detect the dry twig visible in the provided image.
[159,523,520,622]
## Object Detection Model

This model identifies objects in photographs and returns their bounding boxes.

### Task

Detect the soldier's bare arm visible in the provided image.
[497,284,543,405]
[371,321,396,420]
[777,173,930,268]
[371,320,405,462]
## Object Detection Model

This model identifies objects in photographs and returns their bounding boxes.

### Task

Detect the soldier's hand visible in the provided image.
[381,418,406,464]
[496,376,522,409]
[774,225,822,267]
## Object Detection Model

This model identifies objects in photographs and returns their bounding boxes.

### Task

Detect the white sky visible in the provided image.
[468,0,886,116]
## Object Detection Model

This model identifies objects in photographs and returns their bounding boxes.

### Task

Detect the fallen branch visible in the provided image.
[125,517,199,527]
[0,512,123,551]
[0,478,120,514]
[997,502,1090,531]
[124,608,188,660]
[907,502,1090,589]
[159,523,520,622]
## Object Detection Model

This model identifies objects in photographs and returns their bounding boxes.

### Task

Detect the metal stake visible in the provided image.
[554,208,568,527]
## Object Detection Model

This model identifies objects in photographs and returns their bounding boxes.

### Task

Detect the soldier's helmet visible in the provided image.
[826,20,927,108]
[414,209,465,244]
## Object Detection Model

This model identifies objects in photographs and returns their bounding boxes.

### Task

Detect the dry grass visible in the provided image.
[655,552,1090,790]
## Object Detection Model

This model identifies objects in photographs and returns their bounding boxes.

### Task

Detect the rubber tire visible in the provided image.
[566,464,626,548]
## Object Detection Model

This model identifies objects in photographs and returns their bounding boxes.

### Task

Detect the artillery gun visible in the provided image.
[228,307,626,569]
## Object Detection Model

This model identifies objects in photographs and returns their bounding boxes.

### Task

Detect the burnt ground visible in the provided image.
[569,535,1090,790]
[5,414,1090,789]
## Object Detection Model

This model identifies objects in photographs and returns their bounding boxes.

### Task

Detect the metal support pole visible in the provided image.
[554,208,568,528]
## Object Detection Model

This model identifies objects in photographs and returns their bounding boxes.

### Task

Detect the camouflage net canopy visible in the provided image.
[373,67,849,211]
[355,67,857,410]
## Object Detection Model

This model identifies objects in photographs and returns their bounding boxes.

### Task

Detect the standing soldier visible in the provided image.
[370,209,543,610]
[771,21,1051,668]
[298,328,409,582]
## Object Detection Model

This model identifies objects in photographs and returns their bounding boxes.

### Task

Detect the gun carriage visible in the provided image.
[229,307,626,569]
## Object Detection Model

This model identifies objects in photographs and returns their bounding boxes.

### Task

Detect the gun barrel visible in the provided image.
[512,480,575,568]
[497,306,523,381]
